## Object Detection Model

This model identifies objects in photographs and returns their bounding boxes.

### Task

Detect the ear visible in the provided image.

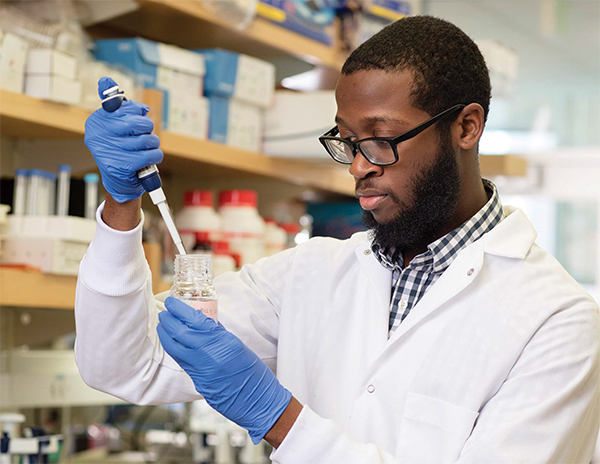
[453,103,485,151]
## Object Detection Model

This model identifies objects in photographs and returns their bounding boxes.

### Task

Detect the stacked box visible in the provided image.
[197,49,276,153]
[25,49,81,105]
[0,32,29,93]
[94,38,209,139]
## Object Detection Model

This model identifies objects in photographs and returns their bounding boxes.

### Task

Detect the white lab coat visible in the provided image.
[75,203,600,464]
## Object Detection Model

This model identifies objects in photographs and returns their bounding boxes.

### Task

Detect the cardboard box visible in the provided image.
[196,49,275,108]
[0,32,29,93]
[1,237,89,276]
[94,38,205,95]
[209,96,264,153]
[25,74,81,105]
[26,48,77,80]
[263,90,335,159]
[163,91,209,139]
[256,0,337,45]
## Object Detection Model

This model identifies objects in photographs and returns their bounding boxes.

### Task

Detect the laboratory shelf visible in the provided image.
[0,90,355,196]
[0,268,76,310]
[0,90,526,195]
[89,0,347,87]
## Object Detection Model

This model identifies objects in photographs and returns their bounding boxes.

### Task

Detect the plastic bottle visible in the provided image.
[211,240,238,276]
[264,218,287,256]
[84,173,100,219]
[279,222,300,249]
[170,254,218,321]
[175,190,221,252]
[13,169,29,215]
[56,165,71,217]
[219,190,265,266]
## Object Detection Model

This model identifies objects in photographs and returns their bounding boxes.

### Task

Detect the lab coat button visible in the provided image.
[367,384,375,393]
[467,268,474,276]
[364,249,372,255]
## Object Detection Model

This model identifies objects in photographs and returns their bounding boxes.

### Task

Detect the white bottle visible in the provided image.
[170,254,218,321]
[219,190,265,266]
[175,190,221,252]
[264,218,287,256]
[211,240,238,276]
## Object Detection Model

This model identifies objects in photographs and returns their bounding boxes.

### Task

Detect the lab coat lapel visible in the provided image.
[384,239,486,348]
[355,244,392,345]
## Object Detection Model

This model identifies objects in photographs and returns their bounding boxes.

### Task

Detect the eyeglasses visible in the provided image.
[319,104,466,166]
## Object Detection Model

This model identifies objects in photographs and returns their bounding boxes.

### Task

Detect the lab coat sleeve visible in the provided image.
[75,202,293,405]
[270,301,600,464]
[74,203,201,405]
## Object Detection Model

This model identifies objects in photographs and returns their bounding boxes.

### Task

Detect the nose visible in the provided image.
[349,151,383,180]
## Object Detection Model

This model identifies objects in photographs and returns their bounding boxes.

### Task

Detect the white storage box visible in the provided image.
[1,350,125,408]
[263,90,336,159]
[197,48,275,108]
[0,32,29,93]
[26,49,77,80]
[5,215,96,243]
[164,92,209,139]
[1,237,88,276]
[94,38,206,96]
[25,74,82,105]
[209,96,264,153]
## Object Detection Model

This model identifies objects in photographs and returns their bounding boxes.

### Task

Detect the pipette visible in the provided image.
[100,81,187,255]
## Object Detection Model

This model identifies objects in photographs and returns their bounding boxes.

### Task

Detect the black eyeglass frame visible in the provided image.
[319,103,467,166]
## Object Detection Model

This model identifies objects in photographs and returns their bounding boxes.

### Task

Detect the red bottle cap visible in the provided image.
[211,241,230,255]
[280,223,300,234]
[184,190,213,207]
[219,190,257,208]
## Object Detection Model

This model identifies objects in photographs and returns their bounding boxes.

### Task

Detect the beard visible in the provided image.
[362,134,461,251]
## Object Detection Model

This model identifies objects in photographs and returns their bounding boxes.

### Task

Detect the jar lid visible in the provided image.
[184,190,213,207]
[280,223,300,234]
[219,190,257,208]
[264,218,276,224]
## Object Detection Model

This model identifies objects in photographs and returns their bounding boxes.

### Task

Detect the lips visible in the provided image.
[356,189,388,211]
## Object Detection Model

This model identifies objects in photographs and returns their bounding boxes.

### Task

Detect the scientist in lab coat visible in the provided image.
[76,15,600,463]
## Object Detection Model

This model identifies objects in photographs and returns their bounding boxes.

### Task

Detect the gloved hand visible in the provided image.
[157,297,292,444]
[84,77,163,203]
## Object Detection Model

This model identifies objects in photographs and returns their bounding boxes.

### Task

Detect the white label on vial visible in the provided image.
[189,300,218,321]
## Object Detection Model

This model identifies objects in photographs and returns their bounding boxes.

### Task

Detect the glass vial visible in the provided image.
[170,254,218,321]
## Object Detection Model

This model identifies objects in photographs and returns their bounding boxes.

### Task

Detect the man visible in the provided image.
[76,16,600,463]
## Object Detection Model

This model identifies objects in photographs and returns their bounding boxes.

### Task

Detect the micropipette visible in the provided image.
[101,82,187,255]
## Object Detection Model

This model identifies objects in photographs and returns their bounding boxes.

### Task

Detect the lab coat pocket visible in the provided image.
[397,392,479,463]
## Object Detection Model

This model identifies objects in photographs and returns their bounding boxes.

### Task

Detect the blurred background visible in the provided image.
[0,0,598,462]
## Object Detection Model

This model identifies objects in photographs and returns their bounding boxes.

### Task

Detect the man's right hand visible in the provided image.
[84,77,163,204]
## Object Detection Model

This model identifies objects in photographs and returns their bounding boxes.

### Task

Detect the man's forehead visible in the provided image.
[335,114,410,127]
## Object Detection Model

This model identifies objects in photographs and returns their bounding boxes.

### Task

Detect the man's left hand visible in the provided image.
[157,296,292,444]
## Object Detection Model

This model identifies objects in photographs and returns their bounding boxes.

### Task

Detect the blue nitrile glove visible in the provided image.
[84,77,163,203]
[157,297,292,444]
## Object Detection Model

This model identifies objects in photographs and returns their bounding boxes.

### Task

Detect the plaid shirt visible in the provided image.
[372,179,504,335]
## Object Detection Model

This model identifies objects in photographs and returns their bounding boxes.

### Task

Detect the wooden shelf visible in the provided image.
[89,0,347,88]
[0,90,355,195]
[479,154,528,177]
[0,268,77,310]
[0,90,526,196]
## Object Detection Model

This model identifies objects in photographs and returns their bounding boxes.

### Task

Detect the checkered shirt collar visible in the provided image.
[371,179,504,274]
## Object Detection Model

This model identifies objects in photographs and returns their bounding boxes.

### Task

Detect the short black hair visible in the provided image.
[342,15,491,130]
